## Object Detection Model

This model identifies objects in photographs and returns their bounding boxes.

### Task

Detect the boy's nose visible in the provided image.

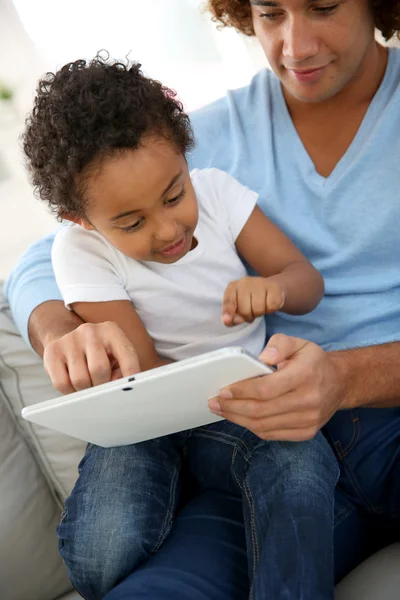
[153,219,178,243]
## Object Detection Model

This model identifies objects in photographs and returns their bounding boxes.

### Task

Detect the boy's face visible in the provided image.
[250,0,377,104]
[73,139,199,264]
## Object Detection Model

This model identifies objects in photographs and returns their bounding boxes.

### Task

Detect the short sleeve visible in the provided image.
[190,168,258,242]
[52,225,130,308]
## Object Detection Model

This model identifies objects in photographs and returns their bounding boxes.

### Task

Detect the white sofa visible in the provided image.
[1,284,399,600]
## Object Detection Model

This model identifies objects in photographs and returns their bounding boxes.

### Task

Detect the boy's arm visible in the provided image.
[235,206,324,315]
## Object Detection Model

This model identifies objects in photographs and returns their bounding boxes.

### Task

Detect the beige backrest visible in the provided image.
[0,285,85,599]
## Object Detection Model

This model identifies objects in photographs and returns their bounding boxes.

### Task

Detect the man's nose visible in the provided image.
[282,16,319,64]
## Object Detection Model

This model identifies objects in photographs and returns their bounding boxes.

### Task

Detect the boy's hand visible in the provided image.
[222,277,285,326]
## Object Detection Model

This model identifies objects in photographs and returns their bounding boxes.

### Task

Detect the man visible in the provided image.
[5,0,400,597]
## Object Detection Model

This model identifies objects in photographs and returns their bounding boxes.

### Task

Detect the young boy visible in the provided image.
[23,56,339,600]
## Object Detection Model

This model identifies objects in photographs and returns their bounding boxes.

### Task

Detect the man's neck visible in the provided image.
[283,42,389,120]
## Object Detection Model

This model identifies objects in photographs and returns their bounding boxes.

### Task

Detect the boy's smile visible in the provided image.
[69,137,199,264]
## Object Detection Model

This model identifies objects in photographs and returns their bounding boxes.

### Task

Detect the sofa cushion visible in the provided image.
[335,543,400,599]
[0,286,86,505]
[0,371,72,600]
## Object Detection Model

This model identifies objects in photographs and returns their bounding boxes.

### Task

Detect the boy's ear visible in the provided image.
[61,213,95,231]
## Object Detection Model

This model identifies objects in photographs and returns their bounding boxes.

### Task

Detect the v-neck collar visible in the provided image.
[274,48,395,191]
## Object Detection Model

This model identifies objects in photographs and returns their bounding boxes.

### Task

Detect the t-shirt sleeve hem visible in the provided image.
[229,188,259,241]
[62,285,130,309]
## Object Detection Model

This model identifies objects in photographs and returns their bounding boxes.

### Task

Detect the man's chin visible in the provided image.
[283,79,341,105]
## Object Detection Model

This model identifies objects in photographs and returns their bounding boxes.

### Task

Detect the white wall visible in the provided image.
[0,0,57,280]
[0,0,264,280]
[12,0,264,112]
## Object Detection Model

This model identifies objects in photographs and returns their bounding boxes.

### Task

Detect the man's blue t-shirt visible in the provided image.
[188,47,400,351]
[6,48,400,351]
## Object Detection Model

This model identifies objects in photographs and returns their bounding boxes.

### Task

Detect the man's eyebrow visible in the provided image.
[111,171,184,222]
[251,0,326,5]
[250,1,281,7]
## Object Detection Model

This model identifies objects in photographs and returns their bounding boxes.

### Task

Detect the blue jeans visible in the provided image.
[87,408,400,600]
[327,407,400,581]
[58,422,338,600]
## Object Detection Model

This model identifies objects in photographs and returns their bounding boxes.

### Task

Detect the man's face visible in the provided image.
[250,0,376,103]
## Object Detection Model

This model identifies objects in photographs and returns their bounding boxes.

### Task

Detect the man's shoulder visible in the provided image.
[190,68,272,131]
[188,68,274,171]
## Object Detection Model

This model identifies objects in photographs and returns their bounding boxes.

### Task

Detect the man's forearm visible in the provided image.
[28,300,83,357]
[332,341,400,409]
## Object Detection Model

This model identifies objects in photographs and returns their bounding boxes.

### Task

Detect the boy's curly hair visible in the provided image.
[207,0,400,41]
[23,55,195,218]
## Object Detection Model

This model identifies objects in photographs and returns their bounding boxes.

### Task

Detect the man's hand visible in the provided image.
[222,277,285,326]
[209,334,347,441]
[43,321,140,394]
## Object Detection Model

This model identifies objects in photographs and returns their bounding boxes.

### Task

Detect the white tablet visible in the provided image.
[22,347,274,447]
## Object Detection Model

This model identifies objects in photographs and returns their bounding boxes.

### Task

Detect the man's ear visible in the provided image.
[61,214,95,231]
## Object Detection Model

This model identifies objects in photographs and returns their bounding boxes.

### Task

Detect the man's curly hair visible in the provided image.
[23,55,195,218]
[207,0,400,41]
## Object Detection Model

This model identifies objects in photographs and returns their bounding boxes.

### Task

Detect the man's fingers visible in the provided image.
[208,400,318,441]
[210,390,306,421]
[217,367,293,406]
[254,428,318,442]
[45,359,75,395]
[259,334,310,366]
[86,342,113,386]
[67,351,93,391]
[111,366,123,381]
[102,326,140,377]
[222,284,238,326]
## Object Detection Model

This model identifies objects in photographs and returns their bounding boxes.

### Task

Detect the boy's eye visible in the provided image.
[165,189,186,206]
[122,217,144,232]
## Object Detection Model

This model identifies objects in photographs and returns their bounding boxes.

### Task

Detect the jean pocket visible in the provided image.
[325,409,360,460]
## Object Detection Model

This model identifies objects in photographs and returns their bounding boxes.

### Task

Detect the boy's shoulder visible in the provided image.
[190,167,247,214]
[54,222,108,249]
[53,222,122,264]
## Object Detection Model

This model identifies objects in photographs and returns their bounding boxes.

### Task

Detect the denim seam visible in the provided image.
[335,413,360,458]
[231,446,259,586]
[151,460,181,554]
[334,505,356,528]
[333,503,351,522]
[244,478,260,570]
[191,430,252,461]
[337,445,383,515]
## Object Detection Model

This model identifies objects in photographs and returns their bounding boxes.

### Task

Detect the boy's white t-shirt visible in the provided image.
[52,168,267,361]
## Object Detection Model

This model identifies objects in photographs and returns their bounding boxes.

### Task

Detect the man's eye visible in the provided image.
[259,11,282,20]
[314,4,339,15]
